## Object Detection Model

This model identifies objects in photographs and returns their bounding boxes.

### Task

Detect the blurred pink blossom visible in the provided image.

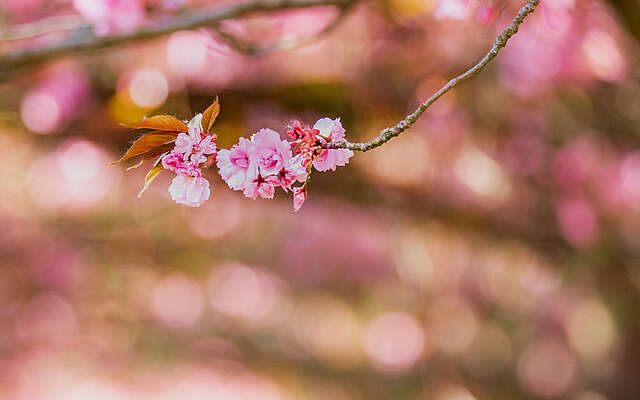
[517,337,577,398]
[619,153,640,205]
[555,196,599,247]
[27,139,119,210]
[151,274,205,329]
[73,0,147,36]
[553,138,599,192]
[582,30,626,82]
[159,0,188,11]
[21,64,91,135]
[476,5,496,25]
[499,4,576,96]
[363,312,426,372]
[434,0,469,20]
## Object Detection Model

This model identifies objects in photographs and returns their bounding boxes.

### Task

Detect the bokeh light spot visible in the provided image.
[363,312,425,372]
[151,274,205,329]
[582,30,625,82]
[21,91,62,134]
[128,68,169,109]
[517,338,577,398]
[455,146,511,201]
[167,31,209,77]
[567,299,617,362]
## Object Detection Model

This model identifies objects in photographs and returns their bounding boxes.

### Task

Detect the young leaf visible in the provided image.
[137,163,164,198]
[110,133,177,165]
[201,96,220,134]
[126,115,188,132]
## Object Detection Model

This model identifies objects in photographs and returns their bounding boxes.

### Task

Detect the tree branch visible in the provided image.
[0,0,353,74]
[328,0,540,152]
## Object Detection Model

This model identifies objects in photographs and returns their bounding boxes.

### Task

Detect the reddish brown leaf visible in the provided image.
[139,142,174,161]
[125,142,173,170]
[126,115,188,132]
[135,130,180,138]
[201,96,220,134]
[110,133,176,166]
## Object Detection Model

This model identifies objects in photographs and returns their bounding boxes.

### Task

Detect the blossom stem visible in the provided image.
[303,162,313,187]
[327,0,541,152]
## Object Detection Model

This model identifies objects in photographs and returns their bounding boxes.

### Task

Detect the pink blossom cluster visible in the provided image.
[154,115,353,210]
[216,118,353,211]
[160,114,216,207]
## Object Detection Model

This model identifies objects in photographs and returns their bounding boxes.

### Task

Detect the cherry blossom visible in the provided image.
[250,128,292,176]
[292,186,307,212]
[216,138,253,191]
[116,99,354,211]
[243,168,280,200]
[158,113,218,206]
[278,155,307,192]
[311,118,354,172]
[168,174,210,207]
[214,117,354,210]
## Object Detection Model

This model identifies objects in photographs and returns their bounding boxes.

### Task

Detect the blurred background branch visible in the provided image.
[212,0,356,56]
[0,0,355,75]
[0,14,88,42]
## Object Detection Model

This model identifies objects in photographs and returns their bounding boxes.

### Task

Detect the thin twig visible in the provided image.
[328,0,540,152]
[0,0,353,74]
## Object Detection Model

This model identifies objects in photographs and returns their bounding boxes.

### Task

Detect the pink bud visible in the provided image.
[292,186,307,212]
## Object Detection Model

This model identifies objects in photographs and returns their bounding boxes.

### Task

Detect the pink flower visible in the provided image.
[217,137,253,190]
[192,135,217,163]
[311,118,354,172]
[292,186,307,212]
[173,114,217,163]
[73,0,146,36]
[162,151,201,177]
[250,128,292,176]
[243,167,279,200]
[162,151,185,171]
[279,154,308,191]
[173,133,194,156]
[168,174,210,207]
